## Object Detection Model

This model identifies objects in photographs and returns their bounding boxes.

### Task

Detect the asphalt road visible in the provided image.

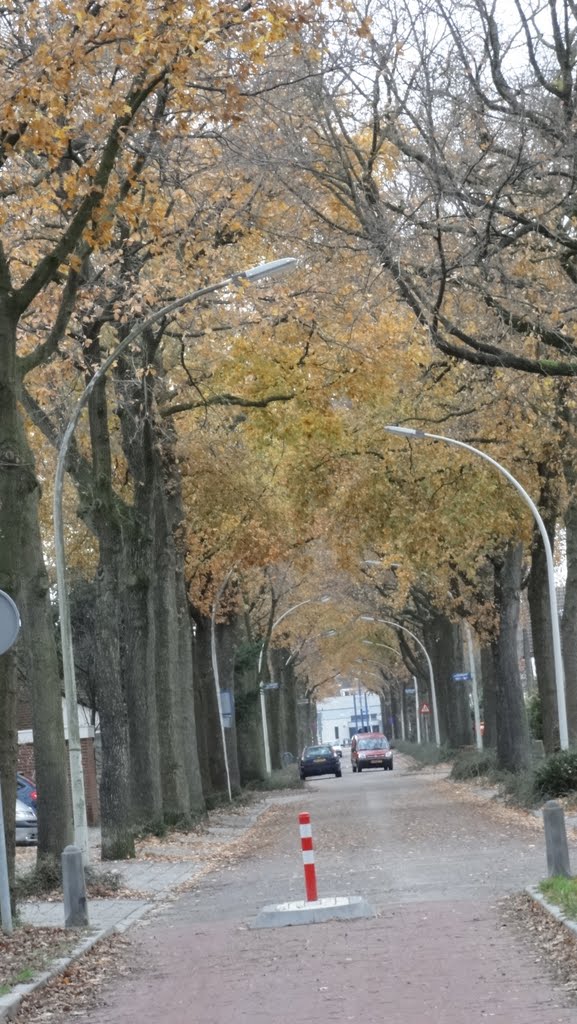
[53,754,577,1023]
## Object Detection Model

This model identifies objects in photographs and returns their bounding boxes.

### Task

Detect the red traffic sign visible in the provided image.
[420,703,430,714]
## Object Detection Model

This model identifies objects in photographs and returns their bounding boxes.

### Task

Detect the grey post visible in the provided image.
[543,800,571,878]
[62,845,89,928]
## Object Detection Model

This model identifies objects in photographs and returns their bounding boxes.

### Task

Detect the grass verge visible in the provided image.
[540,876,577,920]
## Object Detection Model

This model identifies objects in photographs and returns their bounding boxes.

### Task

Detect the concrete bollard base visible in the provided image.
[250,894,375,929]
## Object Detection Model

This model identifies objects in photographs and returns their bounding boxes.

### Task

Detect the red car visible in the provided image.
[351,733,393,772]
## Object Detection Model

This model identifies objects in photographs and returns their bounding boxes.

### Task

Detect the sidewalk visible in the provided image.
[1,795,298,1022]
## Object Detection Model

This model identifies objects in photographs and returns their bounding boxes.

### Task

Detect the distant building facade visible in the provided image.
[317,687,382,744]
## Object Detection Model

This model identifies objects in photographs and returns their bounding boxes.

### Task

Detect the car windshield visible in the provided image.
[304,746,333,757]
[357,737,389,750]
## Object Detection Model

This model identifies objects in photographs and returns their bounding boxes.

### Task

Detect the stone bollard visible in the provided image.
[543,800,571,878]
[62,845,89,928]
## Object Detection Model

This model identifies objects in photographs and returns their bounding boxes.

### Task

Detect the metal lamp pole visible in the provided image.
[385,425,569,751]
[257,595,331,774]
[359,616,441,746]
[54,257,298,861]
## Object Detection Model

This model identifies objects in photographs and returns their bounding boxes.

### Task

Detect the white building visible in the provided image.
[317,687,382,744]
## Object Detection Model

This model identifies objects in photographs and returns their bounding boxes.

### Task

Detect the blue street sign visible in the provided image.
[452,672,472,682]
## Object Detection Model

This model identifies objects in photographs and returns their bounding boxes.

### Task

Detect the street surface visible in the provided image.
[43,754,577,1023]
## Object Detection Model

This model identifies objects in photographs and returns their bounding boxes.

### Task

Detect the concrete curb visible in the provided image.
[525,884,577,942]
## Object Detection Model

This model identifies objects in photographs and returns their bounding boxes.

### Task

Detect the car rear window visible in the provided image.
[357,737,389,750]
[305,746,333,756]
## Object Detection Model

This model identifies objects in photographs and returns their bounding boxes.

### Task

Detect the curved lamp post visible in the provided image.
[54,257,298,861]
[385,424,569,751]
[359,615,441,746]
[257,595,331,774]
[361,640,420,743]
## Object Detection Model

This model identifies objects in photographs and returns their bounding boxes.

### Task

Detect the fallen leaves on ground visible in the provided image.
[12,933,134,1022]
[0,928,77,993]
[500,892,577,1003]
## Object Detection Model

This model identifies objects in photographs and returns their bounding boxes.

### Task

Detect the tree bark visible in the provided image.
[87,378,134,858]
[0,298,58,896]
[235,626,266,784]
[527,456,561,753]
[480,642,498,749]
[494,543,530,772]
[561,442,577,743]
[424,612,472,747]
[151,479,191,824]
[193,615,230,801]
[19,478,72,865]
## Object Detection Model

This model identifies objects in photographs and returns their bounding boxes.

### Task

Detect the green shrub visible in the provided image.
[534,750,577,799]
[450,748,497,780]
[492,768,538,808]
[244,765,303,791]
[394,741,451,765]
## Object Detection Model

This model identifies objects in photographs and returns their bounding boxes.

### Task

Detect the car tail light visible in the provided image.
[31,790,37,801]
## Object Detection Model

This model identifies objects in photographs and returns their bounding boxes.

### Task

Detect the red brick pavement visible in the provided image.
[81,897,575,1023]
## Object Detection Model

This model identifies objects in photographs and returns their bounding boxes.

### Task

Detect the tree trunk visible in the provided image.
[151,481,191,824]
[527,459,561,753]
[214,616,241,794]
[193,615,230,800]
[562,459,577,743]
[235,631,266,784]
[161,439,204,818]
[176,577,207,813]
[87,377,134,859]
[19,479,72,865]
[424,612,472,747]
[480,642,498,749]
[235,673,265,782]
[494,543,530,772]
[120,521,163,826]
[0,300,39,898]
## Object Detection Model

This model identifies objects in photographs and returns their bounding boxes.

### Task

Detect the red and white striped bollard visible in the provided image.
[298,811,318,902]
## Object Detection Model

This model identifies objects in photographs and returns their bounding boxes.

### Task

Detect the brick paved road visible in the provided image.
[47,757,577,1023]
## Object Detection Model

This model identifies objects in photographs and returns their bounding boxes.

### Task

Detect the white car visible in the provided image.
[331,742,343,758]
[16,798,37,845]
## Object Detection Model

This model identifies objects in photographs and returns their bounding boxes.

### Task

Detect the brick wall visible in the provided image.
[17,736,101,826]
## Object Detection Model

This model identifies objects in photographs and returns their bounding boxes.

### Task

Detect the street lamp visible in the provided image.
[361,641,421,743]
[385,424,569,751]
[54,257,298,861]
[359,615,441,746]
[257,595,331,774]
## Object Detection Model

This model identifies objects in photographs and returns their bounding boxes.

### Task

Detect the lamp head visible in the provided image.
[384,425,425,438]
[240,258,297,282]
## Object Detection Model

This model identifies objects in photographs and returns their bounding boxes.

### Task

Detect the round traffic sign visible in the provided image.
[0,591,20,655]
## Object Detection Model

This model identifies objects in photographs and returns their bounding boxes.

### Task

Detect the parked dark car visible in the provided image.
[300,744,342,780]
[351,733,393,772]
[16,798,37,845]
[17,773,37,810]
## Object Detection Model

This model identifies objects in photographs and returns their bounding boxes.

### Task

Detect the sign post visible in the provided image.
[0,590,21,935]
